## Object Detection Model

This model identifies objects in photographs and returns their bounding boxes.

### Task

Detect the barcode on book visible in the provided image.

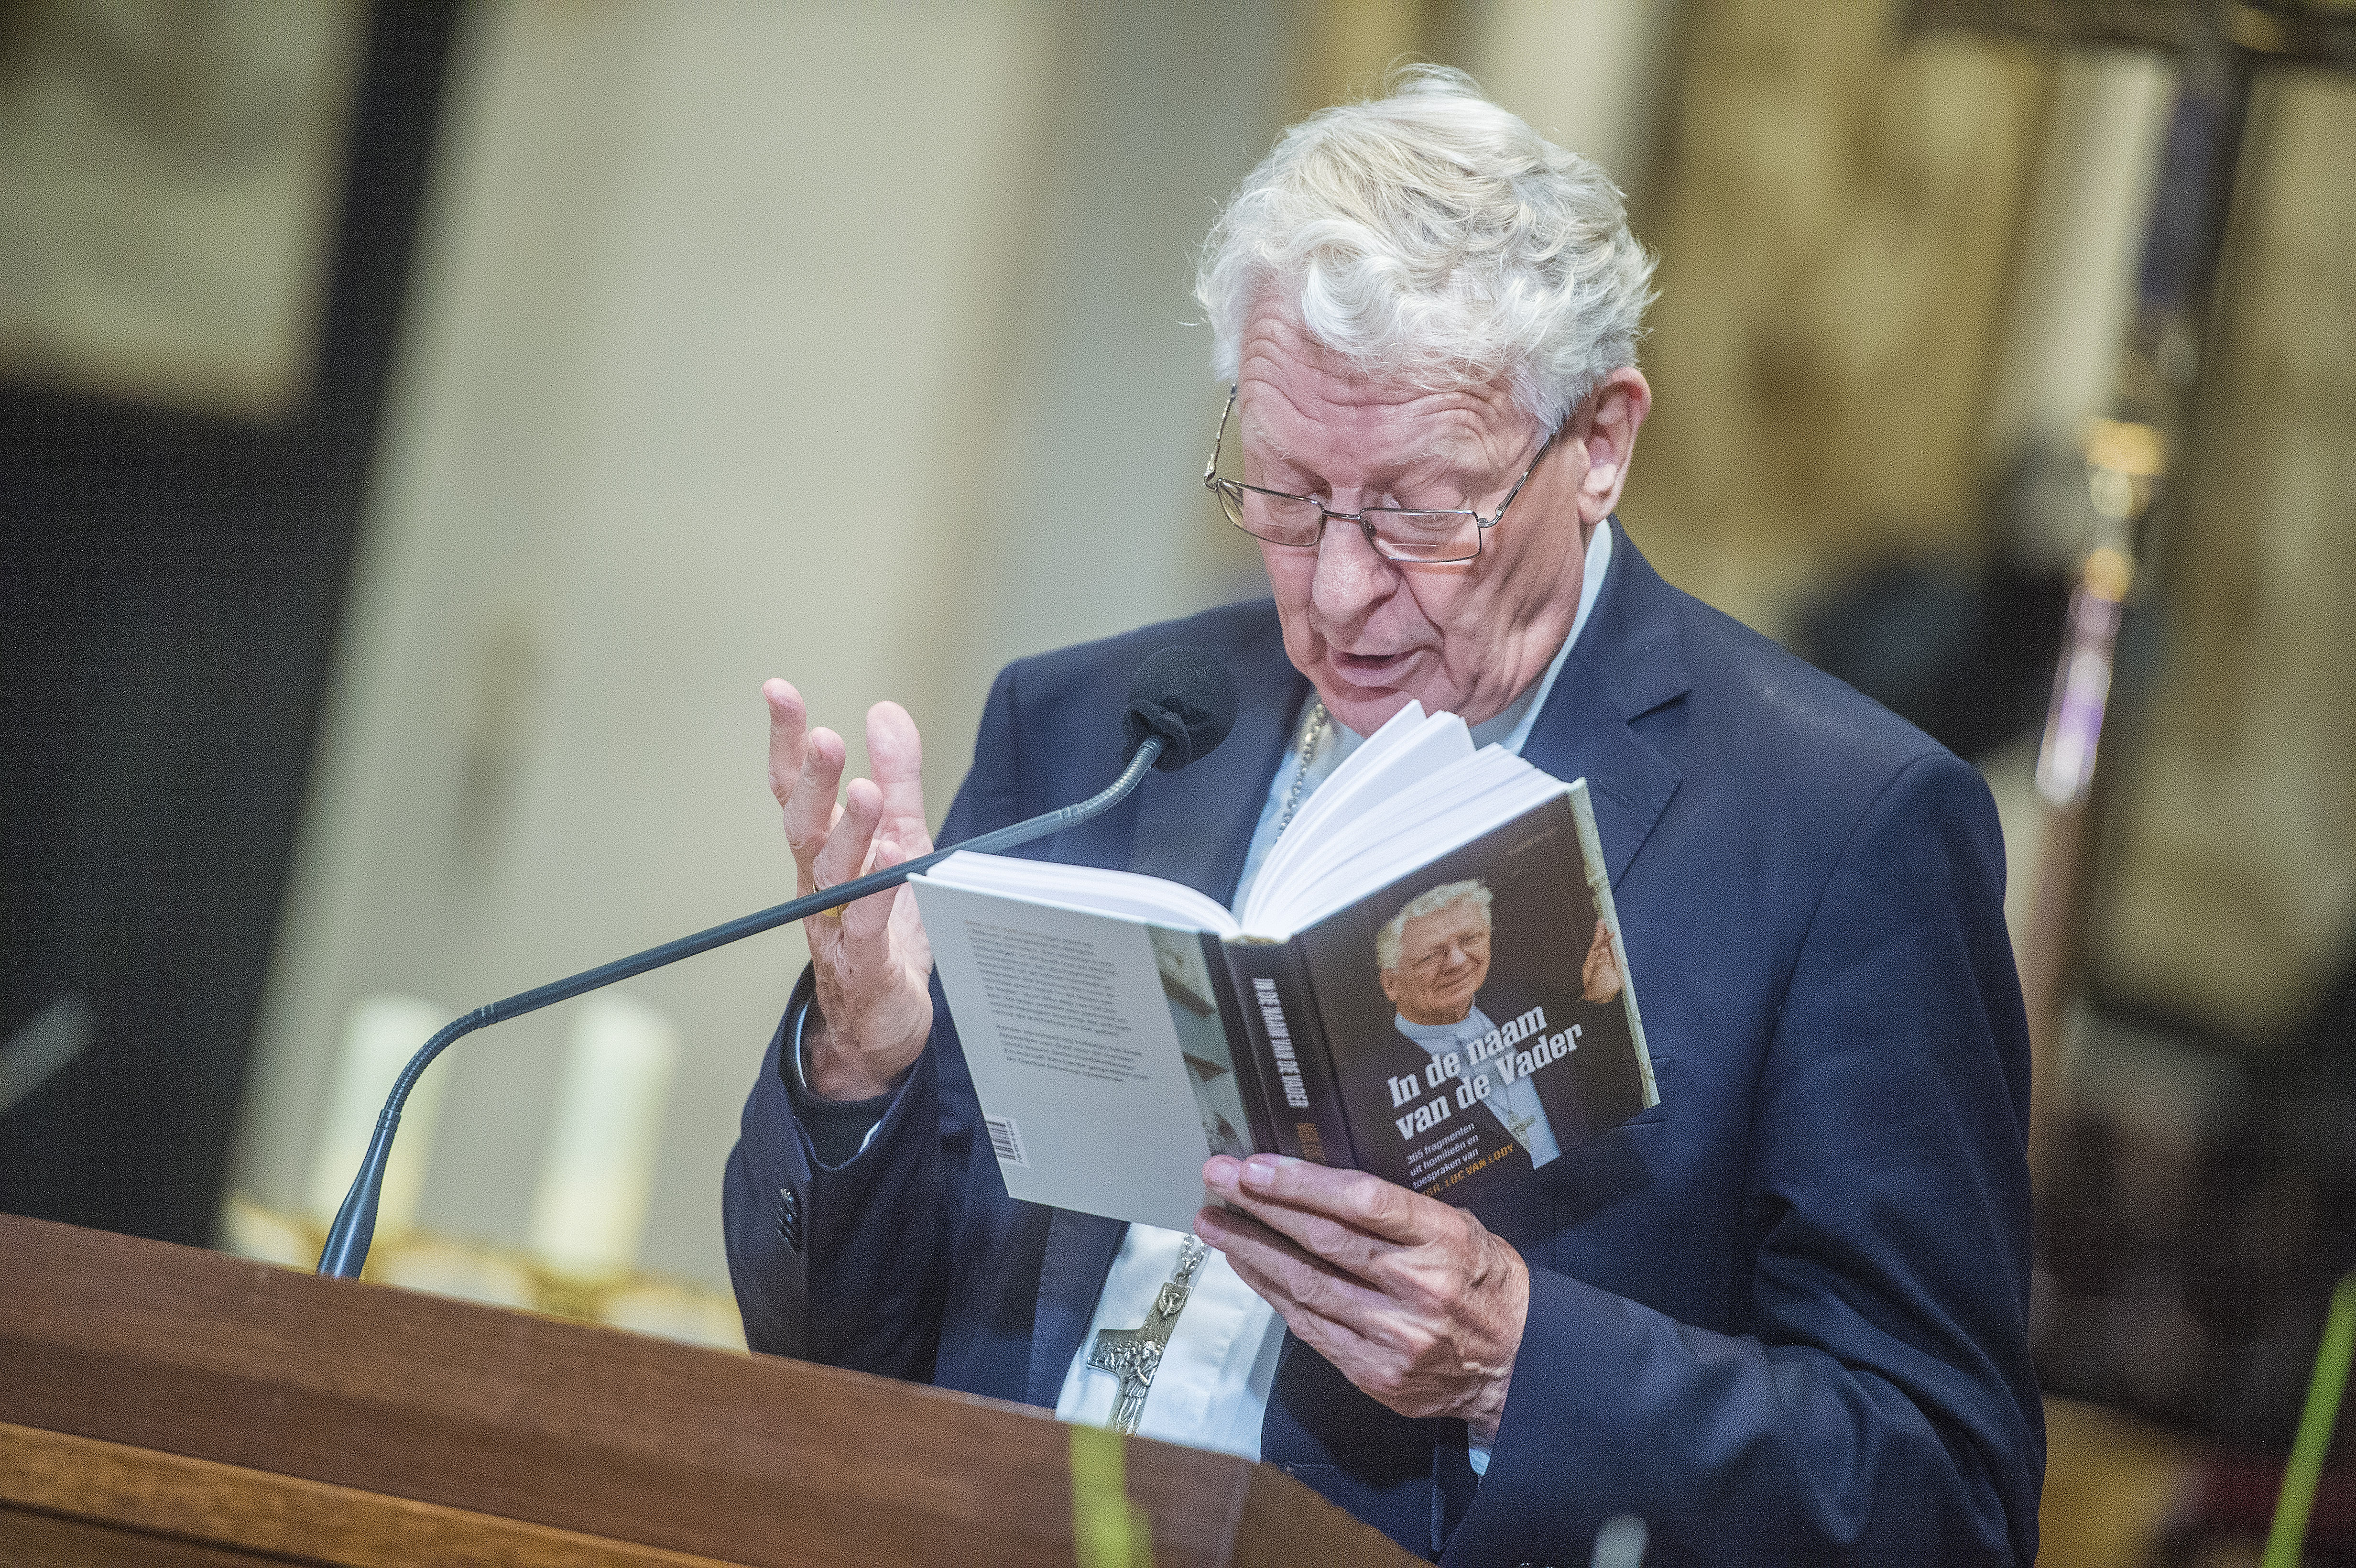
[984,1114,1027,1166]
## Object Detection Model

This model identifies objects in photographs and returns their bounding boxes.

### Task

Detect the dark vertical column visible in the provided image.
[0,2,462,1244]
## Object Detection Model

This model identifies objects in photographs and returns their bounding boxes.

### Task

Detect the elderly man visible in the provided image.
[725,69,2040,1566]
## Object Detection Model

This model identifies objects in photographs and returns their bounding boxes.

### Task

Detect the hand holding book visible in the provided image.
[1196,1150,1529,1444]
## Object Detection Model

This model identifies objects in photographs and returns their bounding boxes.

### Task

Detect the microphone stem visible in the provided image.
[316,736,1165,1279]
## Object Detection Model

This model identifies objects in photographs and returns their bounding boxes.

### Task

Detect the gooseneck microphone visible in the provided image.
[316,647,1239,1280]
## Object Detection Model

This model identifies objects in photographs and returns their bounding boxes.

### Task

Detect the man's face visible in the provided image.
[1234,305,1644,734]
[1381,898,1493,1026]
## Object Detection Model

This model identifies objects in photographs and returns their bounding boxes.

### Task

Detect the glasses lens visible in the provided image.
[1368,511,1482,563]
[1221,484,1324,546]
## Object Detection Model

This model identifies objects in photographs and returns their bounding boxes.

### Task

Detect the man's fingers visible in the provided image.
[764,679,807,810]
[1198,1205,1389,1325]
[840,833,910,943]
[1220,1243,1350,1336]
[1211,1186,1394,1282]
[864,700,924,788]
[786,727,848,871]
[865,701,933,851]
[1214,1230,1410,1389]
[813,776,884,894]
[1207,1154,1437,1249]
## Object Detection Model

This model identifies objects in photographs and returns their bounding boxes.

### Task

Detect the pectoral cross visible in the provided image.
[1087,1236,1208,1436]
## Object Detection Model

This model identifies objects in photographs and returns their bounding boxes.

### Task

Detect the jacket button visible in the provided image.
[776,1186,803,1252]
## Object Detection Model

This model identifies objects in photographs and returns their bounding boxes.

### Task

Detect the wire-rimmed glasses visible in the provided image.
[1201,384,1556,565]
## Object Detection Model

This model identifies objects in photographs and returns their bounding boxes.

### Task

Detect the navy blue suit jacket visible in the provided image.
[724,523,2043,1566]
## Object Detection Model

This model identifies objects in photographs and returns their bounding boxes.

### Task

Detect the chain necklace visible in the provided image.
[1272,700,1332,843]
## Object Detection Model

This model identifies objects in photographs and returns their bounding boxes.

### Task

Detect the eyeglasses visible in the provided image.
[1201,385,1556,565]
[1403,929,1490,976]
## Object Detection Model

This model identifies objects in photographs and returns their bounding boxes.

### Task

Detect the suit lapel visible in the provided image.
[1520,520,1689,885]
[1026,1206,1128,1408]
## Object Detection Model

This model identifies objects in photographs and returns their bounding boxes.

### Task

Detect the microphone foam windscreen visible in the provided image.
[1122,645,1240,772]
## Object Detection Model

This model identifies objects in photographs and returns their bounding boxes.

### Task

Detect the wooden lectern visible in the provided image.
[0,1215,1416,1566]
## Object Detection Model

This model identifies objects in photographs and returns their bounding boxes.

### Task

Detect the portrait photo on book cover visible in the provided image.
[1299,808,1650,1202]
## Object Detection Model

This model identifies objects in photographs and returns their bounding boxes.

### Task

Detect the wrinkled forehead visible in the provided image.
[1234,303,1529,463]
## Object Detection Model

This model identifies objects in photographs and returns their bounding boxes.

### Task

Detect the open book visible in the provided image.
[908,704,1658,1230]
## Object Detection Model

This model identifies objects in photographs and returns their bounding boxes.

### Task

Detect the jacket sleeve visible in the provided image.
[1443,751,2044,1567]
[722,664,1028,1373]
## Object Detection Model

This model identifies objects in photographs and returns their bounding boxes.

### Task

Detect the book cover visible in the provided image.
[917,888,1224,1230]
[1280,788,1654,1205]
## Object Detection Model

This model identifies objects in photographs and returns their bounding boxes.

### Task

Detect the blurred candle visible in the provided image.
[528,993,679,1281]
[307,994,451,1239]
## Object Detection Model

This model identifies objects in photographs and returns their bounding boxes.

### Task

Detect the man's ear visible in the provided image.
[1571,367,1652,528]
[1378,968,1402,1007]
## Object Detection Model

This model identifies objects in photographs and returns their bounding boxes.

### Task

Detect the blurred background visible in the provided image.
[0,1,2350,1561]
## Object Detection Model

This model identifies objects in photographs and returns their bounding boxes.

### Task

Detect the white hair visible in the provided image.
[1375,879,1494,971]
[1196,65,1657,431]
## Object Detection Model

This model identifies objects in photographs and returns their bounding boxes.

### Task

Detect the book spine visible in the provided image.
[1201,931,1282,1156]
[1284,939,1361,1172]
[1218,938,1353,1169]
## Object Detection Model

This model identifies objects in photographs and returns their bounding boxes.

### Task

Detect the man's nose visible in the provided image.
[1309,510,1396,622]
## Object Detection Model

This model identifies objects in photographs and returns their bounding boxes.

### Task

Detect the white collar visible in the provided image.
[1394,1006,1497,1046]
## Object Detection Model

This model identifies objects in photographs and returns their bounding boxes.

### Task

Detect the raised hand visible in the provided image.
[1581,915,1623,1004]
[1196,1154,1529,1442]
[764,679,936,1100]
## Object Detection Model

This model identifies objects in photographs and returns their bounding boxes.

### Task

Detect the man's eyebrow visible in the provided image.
[1242,423,1484,487]
[1242,419,1296,468]
[1400,450,1484,480]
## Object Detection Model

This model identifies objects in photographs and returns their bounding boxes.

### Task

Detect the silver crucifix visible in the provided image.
[1087,1236,1208,1435]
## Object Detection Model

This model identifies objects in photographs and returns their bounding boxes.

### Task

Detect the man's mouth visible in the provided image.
[1328,648,1415,688]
